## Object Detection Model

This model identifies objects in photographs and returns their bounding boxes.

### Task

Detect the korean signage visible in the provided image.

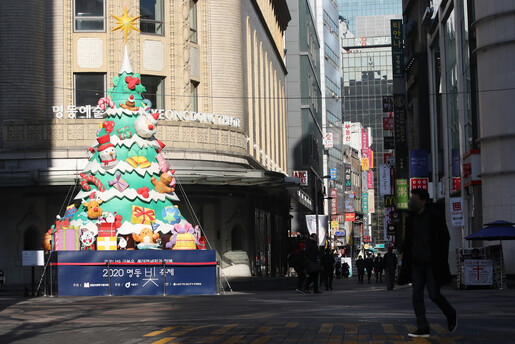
[450,197,464,226]
[324,132,334,149]
[382,96,393,112]
[331,188,338,215]
[452,177,461,192]
[383,117,395,130]
[394,94,408,177]
[344,164,352,191]
[362,158,370,171]
[368,189,375,213]
[345,213,356,222]
[330,168,337,180]
[367,170,374,189]
[362,192,369,213]
[384,136,395,150]
[345,193,355,212]
[50,250,217,296]
[410,177,429,191]
[53,106,241,128]
[410,149,429,177]
[293,170,308,186]
[379,164,391,196]
[395,178,409,210]
[390,19,404,78]
[344,122,352,144]
[362,128,369,149]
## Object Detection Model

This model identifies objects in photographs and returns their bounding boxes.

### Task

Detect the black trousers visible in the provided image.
[411,263,455,330]
[295,269,306,290]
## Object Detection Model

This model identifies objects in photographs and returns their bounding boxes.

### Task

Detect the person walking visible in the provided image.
[355,255,365,283]
[399,188,457,338]
[383,247,397,290]
[322,249,335,290]
[365,254,374,283]
[291,243,307,293]
[374,253,384,283]
[304,233,322,294]
[335,260,342,279]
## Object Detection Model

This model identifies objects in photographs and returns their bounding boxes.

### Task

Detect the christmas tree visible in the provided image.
[45,7,201,252]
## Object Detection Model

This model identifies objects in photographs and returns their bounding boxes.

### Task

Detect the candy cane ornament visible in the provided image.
[98,97,116,110]
[79,173,105,192]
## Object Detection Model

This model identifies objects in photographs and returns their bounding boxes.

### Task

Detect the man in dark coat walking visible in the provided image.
[304,233,322,294]
[365,254,374,283]
[383,247,397,290]
[374,253,384,283]
[399,188,457,338]
[355,255,365,283]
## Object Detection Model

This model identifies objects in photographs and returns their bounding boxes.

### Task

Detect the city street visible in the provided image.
[1,277,514,343]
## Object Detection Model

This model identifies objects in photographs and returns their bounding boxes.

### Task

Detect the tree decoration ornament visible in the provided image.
[111,6,141,43]
[79,173,105,192]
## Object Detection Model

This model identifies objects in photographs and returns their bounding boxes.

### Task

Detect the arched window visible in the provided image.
[24,226,40,251]
[231,225,244,251]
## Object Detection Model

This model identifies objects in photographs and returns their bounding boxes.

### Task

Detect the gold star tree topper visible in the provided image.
[112,6,141,42]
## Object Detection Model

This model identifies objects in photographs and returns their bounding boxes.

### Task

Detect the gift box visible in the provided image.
[53,228,80,251]
[131,205,155,225]
[97,222,117,237]
[97,237,117,250]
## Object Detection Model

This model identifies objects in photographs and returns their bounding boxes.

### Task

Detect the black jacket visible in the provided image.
[398,207,452,286]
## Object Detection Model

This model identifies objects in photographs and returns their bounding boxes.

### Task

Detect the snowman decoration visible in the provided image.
[97,134,119,169]
[134,112,159,139]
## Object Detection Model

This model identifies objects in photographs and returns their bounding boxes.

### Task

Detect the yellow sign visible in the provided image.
[362,158,369,171]
[331,221,339,229]
[364,244,370,250]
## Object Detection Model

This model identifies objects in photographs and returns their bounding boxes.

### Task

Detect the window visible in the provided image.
[189,0,198,43]
[74,73,105,107]
[74,0,105,32]
[190,80,199,112]
[141,75,165,110]
[140,0,163,35]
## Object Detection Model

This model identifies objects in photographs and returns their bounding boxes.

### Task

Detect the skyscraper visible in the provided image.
[338,0,402,246]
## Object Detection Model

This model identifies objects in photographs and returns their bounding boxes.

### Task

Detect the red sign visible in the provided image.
[410,177,429,191]
[452,177,461,192]
[344,122,352,144]
[293,170,308,186]
[362,128,369,149]
[330,188,338,215]
[383,117,395,130]
[345,213,356,222]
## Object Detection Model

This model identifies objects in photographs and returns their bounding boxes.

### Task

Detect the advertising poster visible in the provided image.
[464,260,493,285]
[51,250,217,296]
[306,215,329,246]
[379,164,391,196]
[345,193,355,212]
[450,197,465,226]
[410,149,429,177]
[396,178,409,210]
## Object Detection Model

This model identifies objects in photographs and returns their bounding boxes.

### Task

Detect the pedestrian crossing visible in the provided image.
[142,322,465,343]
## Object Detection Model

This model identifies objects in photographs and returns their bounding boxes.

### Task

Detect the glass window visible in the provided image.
[74,0,105,31]
[189,0,198,43]
[140,0,164,35]
[141,75,165,110]
[74,73,105,107]
[190,80,199,112]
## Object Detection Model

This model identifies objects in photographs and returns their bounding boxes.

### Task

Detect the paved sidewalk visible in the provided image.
[1,276,515,343]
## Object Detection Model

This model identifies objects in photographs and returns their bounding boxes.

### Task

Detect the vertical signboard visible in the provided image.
[391,19,404,78]
[362,192,369,213]
[362,128,369,149]
[344,163,352,191]
[450,197,464,226]
[395,178,409,210]
[324,132,334,149]
[368,189,375,213]
[394,94,408,178]
[410,149,429,177]
[367,170,374,189]
[345,193,355,212]
[410,177,429,191]
[330,188,338,215]
[379,164,391,196]
[343,122,352,144]
[382,96,393,112]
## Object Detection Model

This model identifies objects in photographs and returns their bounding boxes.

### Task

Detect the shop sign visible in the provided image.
[368,189,375,213]
[344,164,352,191]
[382,96,393,112]
[396,179,409,209]
[391,19,404,78]
[384,136,395,149]
[410,177,429,191]
[450,197,464,226]
[344,122,352,144]
[324,132,333,149]
[379,164,391,196]
[293,170,308,186]
[362,192,368,213]
[345,213,355,222]
[331,188,338,215]
[383,117,395,130]
[410,149,429,177]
